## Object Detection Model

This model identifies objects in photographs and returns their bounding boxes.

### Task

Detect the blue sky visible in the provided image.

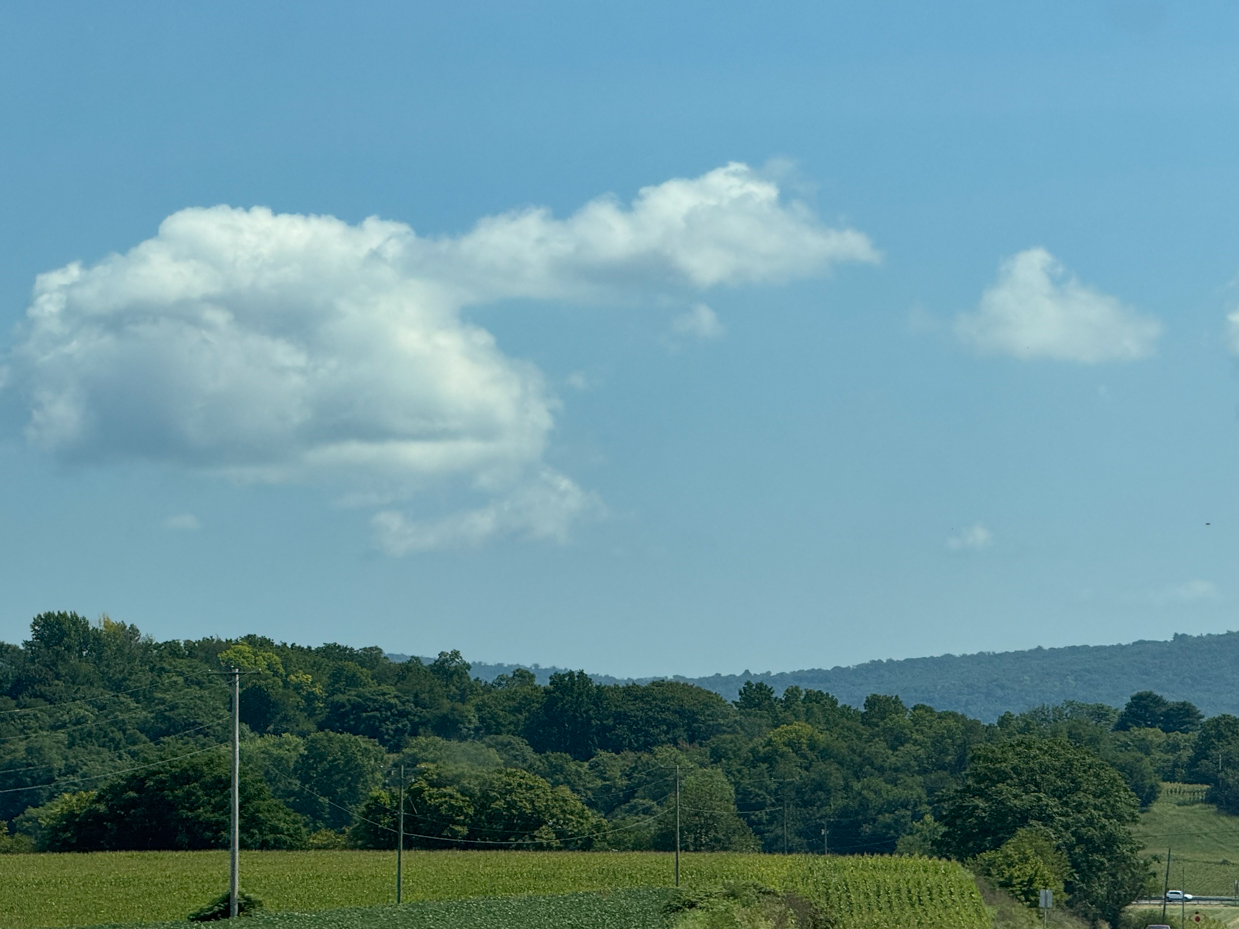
[2,1,1239,677]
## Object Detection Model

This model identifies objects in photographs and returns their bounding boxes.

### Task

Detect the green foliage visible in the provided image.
[0,819,33,853]
[971,826,1070,908]
[652,768,759,852]
[188,890,265,921]
[1116,692,1203,734]
[290,731,387,830]
[28,752,305,851]
[666,882,831,929]
[893,814,942,856]
[525,671,602,760]
[471,767,602,848]
[940,735,1147,925]
[1130,786,1239,895]
[321,687,420,751]
[349,764,598,850]
[0,611,1201,874]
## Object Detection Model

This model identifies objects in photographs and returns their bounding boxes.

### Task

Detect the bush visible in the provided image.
[971,827,1069,909]
[188,890,264,922]
[664,882,832,929]
[0,819,33,853]
[28,753,306,851]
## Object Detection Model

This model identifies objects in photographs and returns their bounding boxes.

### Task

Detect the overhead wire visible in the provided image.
[0,702,192,744]
[0,681,169,716]
[268,766,678,847]
[0,718,227,777]
[0,744,229,795]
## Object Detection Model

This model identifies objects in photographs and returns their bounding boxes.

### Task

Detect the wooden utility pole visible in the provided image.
[782,783,789,855]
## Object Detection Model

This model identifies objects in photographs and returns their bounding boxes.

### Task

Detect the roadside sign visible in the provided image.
[1039,890,1054,909]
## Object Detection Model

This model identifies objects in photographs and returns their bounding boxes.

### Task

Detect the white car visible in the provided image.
[1165,891,1193,902]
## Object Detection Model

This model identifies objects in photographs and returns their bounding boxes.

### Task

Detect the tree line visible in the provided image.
[3,611,1236,923]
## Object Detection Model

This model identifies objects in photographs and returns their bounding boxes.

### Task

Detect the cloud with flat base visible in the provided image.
[4,163,877,553]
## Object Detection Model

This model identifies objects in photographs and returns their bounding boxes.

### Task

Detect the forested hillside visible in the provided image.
[9,611,1239,921]
[686,631,1239,719]
[467,630,1239,721]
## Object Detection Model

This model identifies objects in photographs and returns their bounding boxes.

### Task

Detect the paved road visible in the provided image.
[1134,898,1238,906]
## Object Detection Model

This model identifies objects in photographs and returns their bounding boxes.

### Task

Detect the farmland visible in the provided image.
[64,890,676,929]
[1134,787,1239,897]
[0,851,990,929]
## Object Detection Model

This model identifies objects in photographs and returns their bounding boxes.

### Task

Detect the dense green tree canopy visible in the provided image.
[290,731,387,830]
[0,611,1184,923]
[35,752,304,851]
[940,736,1145,925]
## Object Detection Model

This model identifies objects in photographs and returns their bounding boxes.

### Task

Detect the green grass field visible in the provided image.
[0,851,990,929]
[1134,786,1239,897]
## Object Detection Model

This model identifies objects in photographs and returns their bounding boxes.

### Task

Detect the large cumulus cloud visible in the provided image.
[3,163,876,551]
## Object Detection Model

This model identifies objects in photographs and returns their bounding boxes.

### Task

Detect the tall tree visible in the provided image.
[940,736,1146,925]
[290,731,387,830]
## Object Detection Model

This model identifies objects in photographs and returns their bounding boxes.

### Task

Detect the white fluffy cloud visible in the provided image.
[164,513,201,532]
[5,163,874,551]
[947,524,992,551]
[955,248,1161,363]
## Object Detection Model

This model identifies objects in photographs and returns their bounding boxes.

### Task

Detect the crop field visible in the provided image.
[68,889,675,929]
[1134,787,1239,896]
[0,851,990,929]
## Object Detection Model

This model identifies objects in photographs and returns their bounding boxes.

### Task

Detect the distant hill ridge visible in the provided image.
[391,629,1239,721]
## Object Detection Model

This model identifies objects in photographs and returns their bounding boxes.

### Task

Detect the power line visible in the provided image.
[0,744,228,795]
[0,682,168,716]
[267,767,676,847]
[0,703,192,744]
[0,719,227,776]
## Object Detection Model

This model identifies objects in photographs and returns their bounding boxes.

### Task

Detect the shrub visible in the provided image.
[188,890,264,922]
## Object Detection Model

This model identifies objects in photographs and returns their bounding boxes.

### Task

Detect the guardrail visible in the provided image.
[1134,898,1239,906]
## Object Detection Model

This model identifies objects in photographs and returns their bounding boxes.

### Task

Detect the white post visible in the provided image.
[230,668,240,919]
[674,765,680,888]
[397,765,404,904]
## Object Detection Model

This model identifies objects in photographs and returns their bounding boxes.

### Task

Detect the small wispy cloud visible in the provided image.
[669,303,726,343]
[370,468,603,555]
[1224,311,1239,356]
[565,371,600,392]
[947,524,992,551]
[1151,579,1219,605]
[165,513,201,532]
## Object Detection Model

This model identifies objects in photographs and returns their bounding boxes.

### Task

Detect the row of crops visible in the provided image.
[0,850,992,929]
